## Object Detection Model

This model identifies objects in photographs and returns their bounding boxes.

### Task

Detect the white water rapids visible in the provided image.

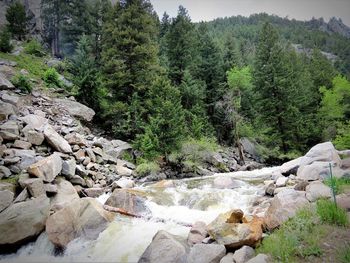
[0,167,278,263]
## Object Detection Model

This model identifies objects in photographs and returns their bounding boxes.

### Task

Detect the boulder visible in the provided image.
[44,125,72,153]
[294,181,309,191]
[114,177,135,189]
[0,121,19,139]
[213,176,244,189]
[232,245,255,263]
[83,188,105,198]
[304,142,341,166]
[50,178,80,211]
[219,253,234,263]
[22,178,45,198]
[70,175,86,186]
[276,176,288,187]
[61,159,76,179]
[2,93,19,107]
[115,163,133,176]
[13,140,32,150]
[336,194,350,211]
[46,198,114,248]
[264,189,309,230]
[241,137,260,161]
[0,72,14,89]
[265,183,275,196]
[54,98,95,122]
[188,221,208,246]
[0,195,50,251]
[27,153,62,183]
[21,114,48,130]
[0,190,14,212]
[0,101,16,121]
[26,130,44,146]
[138,230,189,263]
[207,209,263,249]
[246,254,269,263]
[44,184,58,195]
[105,189,150,216]
[0,166,11,178]
[187,244,226,263]
[65,133,87,146]
[297,161,333,181]
[152,180,175,188]
[305,181,332,202]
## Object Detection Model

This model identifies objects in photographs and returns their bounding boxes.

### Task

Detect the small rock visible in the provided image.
[0,72,15,89]
[43,125,72,153]
[220,253,234,263]
[1,93,19,107]
[44,184,58,194]
[232,245,255,263]
[0,101,16,121]
[265,183,275,196]
[70,175,86,186]
[276,176,288,187]
[83,157,91,166]
[76,165,87,177]
[13,140,32,150]
[21,114,48,130]
[187,243,226,263]
[61,159,76,179]
[188,221,208,246]
[13,188,29,203]
[83,188,105,198]
[23,178,45,198]
[114,177,135,189]
[294,181,309,191]
[26,130,44,146]
[0,166,12,178]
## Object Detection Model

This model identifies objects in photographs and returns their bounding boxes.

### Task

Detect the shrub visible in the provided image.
[43,68,62,88]
[0,30,13,53]
[257,208,324,262]
[11,74,32,93]
[135,161,160,177]
[316,199,349,226]
[24,39,45,57]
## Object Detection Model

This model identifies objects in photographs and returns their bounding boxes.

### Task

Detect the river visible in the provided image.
[0,167,278,262]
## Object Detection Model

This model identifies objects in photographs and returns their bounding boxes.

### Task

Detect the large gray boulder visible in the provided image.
[187,244,226,263]
[44,125,72,153]
[0,72,14,89]
[264,189,309,230]
[138,230,189,263]
[304,141,341,166]
[0,195,50,251]
[305,181,332,202]
[0,190,14,212]
[54,98,95,122]
[61,159,76,179]
[21,178,45,198]
[105,189,150,216]
[46,198,114,248]
[50,178,79,211]
[27,153,62,183]
[297,162,331,181]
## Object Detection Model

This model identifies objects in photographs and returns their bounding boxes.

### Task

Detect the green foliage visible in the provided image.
[24,39,45,57]
[43,68,62,88]
[334,122,350,150]
[135,161,160,177]
[11,74,32,93]
[0,30,13,53]
[337,243,350,263]
[316,199,349,226]
[324,177,350,195]
[6,2,27,40]
[257,208,324,262]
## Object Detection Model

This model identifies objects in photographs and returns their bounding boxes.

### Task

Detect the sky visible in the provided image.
[150,0,350,26]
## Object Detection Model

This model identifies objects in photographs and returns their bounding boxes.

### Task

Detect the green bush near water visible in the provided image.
[135,161,160,177]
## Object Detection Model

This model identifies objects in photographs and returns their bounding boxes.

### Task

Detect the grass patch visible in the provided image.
[0,51,48,80]
[24,39,46,57]
[316,199,349,226]
[136,161,160,177]
[0,175,19,185]
[337,243,350,263]
[324,177,350,194]
[257,208,324,262]
[11,73,32,93]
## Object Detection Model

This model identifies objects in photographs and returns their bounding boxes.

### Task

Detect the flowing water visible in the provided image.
[0,167,278,263]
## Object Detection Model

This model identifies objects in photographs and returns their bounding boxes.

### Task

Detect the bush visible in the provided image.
[316,199,349,226]
[11,74,32,93]
[257,208,323,262]
[0,30,13,53]
[43,68,62,88]
[24,39,45,57]
[135,161,160,177]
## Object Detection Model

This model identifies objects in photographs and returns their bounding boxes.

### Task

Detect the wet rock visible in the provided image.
[232,245,255,263]
[50,178,80,211]
[0,190,14,212]
[187,243,226,263]
[44,125,72,153]
[46,198,114,248]
[13,140,32,150]
[138,230,189,263]
[26,130,45,145]
[61,159,76,179]
[27,153,62,183]
[188,221,208,246]
[213,176,244,189]
[152,180,175,188]
[0,195,50,251]
[305,181,332,202]
[265,183,275,196]
[207,209,263,249]
[0,101,17,121]
[264,189,309,230]
[105,189,150,216]
[54,98,95,122]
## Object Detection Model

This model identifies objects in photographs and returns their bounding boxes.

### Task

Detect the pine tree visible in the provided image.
[223,34,242,72]
[6,2,28,40]
[101,0,160,139]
